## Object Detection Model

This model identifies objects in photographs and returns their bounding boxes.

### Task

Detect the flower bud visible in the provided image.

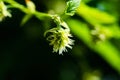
[25,0,36,13]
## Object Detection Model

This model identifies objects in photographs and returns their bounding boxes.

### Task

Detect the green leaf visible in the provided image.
[65,0,81,16]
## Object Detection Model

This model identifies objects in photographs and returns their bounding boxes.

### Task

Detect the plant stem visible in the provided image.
[3,0,52,20]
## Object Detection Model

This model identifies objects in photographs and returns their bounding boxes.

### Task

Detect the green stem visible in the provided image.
[4,0,28,13]
[34,11,52,20]
[3,0,52,20]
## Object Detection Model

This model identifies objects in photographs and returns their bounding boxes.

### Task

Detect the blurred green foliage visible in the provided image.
[0,0,120,80]
[67,1,120,73]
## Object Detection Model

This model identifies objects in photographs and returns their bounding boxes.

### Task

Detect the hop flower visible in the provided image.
[44,27,74,55]
[0,1,11,21]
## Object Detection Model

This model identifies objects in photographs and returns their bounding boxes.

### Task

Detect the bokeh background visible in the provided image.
[0,0,120,80]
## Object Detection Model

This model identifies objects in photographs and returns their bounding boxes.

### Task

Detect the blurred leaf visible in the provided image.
[76,3,116,25]
[76,2,120,39]
[99,25,120,39]
[95,41,120,73]
[21,14,33,26]
[67,19,92,44]
[67,19,120,73]
[108,25,120,39]
[65,0,81,16]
